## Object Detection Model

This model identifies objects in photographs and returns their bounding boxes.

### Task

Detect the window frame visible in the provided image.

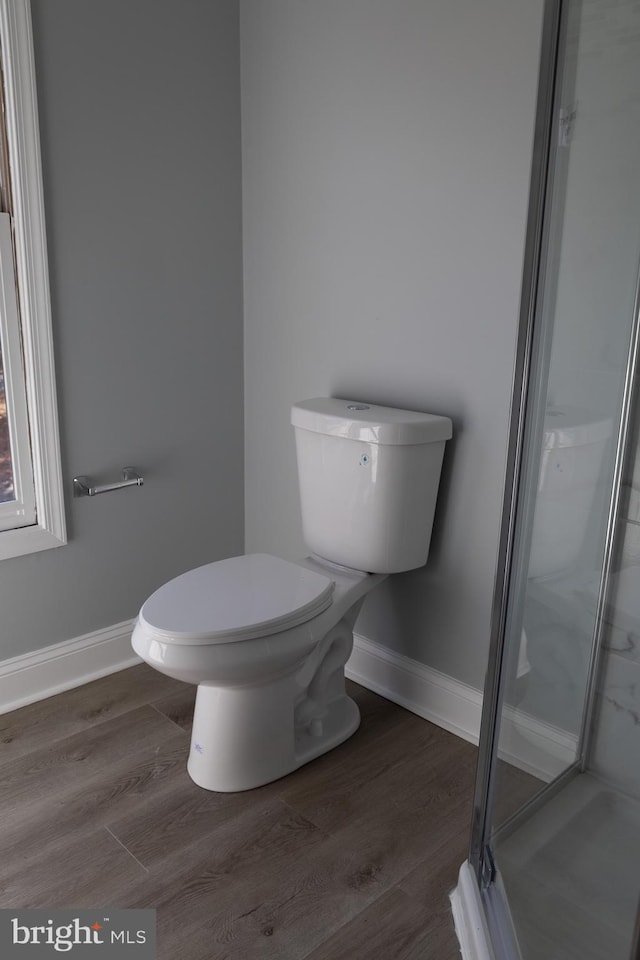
[0,0,66,560]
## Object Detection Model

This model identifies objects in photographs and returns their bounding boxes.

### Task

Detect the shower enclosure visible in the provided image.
[459,1,640,957]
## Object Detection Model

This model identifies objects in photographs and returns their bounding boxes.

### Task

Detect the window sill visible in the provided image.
[0,521,66,562]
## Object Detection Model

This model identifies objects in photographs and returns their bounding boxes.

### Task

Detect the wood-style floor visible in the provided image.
[0,664,477,959]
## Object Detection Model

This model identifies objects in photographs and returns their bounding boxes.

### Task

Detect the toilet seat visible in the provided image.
[139,553,335,645]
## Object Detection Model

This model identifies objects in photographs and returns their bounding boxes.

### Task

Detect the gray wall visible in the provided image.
[0,0,245,660]
[241,0,545,689]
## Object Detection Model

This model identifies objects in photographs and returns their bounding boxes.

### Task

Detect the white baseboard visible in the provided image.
[499,702,578,782]
[0,619,140,714]
[347,633,577,783]
[0,622,579,783]
[347,632,483,745]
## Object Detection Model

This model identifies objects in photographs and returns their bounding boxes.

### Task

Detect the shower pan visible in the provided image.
[454,1,640,958]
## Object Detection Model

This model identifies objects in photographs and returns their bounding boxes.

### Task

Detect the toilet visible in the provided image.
[132,397,452,791]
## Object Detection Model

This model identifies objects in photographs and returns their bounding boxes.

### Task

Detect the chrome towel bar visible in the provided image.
[73,467,144,498]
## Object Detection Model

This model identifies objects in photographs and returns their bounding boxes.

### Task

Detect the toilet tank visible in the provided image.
[528,406,611,579]
[291,398,453,574]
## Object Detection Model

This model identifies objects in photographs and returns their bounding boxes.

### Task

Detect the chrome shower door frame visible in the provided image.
[469,0,564,885]
[469,0,640,954]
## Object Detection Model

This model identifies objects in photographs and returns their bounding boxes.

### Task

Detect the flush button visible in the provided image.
[347,403,370,411]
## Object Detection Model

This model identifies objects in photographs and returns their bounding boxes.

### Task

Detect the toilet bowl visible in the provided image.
[132,554,385,791]
[132,397,452,791]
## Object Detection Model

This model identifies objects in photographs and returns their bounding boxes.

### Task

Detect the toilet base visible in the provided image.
[186,676,360,792]
[294,694,360,766]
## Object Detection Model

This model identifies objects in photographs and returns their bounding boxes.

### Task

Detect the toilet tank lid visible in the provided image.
[291,397,453,445]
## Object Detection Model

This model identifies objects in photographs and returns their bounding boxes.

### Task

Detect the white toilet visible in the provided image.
[132,397,452,792]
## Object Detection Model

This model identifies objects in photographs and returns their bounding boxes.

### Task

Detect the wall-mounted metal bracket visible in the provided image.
[73,467,144,498]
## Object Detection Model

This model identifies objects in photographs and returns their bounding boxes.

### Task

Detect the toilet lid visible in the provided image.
[138,553,335,645]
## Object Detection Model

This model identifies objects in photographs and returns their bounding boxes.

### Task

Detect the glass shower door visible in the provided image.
[471,1,640,957]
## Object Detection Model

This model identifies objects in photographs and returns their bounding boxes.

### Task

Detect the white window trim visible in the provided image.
[0,0,66,560]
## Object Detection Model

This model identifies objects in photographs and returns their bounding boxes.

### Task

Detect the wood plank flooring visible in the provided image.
[0,664,477,959]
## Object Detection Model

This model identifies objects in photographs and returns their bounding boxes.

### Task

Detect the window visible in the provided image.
[0,0,65,561]
[0,213,36,531]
